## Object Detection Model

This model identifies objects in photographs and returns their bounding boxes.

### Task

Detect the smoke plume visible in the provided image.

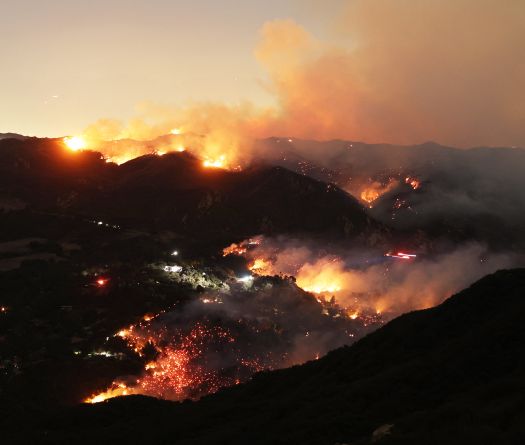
[79,0,525,165]
[235,236,520,315]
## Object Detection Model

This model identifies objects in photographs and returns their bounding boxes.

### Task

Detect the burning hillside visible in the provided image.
[85,275,380,403]
[223,236,520,316]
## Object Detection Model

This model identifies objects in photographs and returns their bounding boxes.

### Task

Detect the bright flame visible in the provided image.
[359,179,399,207]
[85,383,131,403]
[348,310,360,320]
[203,155,227,169]
[296,258,347,295]
[63,136,87,152]
[87,322,249,403]
[170,128,182,135]
[249,258,272,275]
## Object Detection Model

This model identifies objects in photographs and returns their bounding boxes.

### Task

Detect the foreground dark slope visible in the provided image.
[11,269,525,445]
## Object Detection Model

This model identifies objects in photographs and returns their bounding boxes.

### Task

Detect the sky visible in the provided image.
[0,0,328,137]
[1,0,524,149]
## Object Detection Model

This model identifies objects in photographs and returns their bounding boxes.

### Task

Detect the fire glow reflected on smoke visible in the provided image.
[223,235,517,316]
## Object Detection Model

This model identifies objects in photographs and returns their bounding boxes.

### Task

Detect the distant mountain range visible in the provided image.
[7,268,525,444]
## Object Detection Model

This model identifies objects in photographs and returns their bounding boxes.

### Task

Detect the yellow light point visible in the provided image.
[176,145,186,152]
[63,136,87,152]
[170,128,182,135]
[116,329,130,338]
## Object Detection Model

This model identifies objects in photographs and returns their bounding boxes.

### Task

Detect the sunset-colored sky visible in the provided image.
[2,0,524,149]
[0,0,330,137]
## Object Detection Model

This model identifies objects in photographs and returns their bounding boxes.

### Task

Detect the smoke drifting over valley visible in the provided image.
[3,0,525,416]
[225,236,521,316]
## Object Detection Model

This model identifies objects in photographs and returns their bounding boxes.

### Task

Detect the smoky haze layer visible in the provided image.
[236,235,521,316]
[253,139,525,250]
[78,0,525,167]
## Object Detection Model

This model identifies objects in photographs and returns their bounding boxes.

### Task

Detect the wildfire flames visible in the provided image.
[85,319,271,404]
[203,155,227,169]
[222,237,262,257]
[405,176,421,190]
[63,136,87,152]
[359,179,399,207]
[248,258,272,275]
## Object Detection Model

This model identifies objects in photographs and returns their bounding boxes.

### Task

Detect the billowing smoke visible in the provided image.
[229,236,521,316]
[77,0,524,165]
[260,0,525,147]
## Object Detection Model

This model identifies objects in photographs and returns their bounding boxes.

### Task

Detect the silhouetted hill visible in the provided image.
[8,269,525,444]
[255,138,525,249]
[0,133,27,140]
[0,138,375,241]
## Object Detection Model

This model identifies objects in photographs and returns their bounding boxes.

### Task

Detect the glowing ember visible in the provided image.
[87,322,250,403]
[170,128,182,135]
[63,136,87,152]
[405,176,421,190]
[96,278,108,287]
